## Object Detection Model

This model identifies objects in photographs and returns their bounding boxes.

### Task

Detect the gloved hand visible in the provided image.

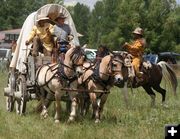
[25,40,30,46]
[122,42,129,48]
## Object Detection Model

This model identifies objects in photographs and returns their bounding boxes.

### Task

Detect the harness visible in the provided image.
[35,63,58,88]
[58,59,78,86]
[91,61,112,91]
[35,60,79,94]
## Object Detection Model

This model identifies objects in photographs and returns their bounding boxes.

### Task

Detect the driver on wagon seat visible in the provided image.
[25,15,54,56]
[123,27,147,80]
[50,13,72,54]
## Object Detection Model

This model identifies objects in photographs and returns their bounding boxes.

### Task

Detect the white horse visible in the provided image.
[78,54,124,123]
[36,46,86,123]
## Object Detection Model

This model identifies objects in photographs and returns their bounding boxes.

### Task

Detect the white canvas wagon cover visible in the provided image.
[10,4,80,72]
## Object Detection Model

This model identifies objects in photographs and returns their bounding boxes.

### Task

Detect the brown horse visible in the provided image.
[116,53,178,107]
[78,54,124,123]
[35,46,86,123]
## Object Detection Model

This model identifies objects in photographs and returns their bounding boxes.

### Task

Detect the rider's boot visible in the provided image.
[135,71,144,85]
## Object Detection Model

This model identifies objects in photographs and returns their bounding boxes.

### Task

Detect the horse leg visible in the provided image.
[152,85,166,106]
[79,92,90,116]
[142,85,156,107]
[98,94,108,122]
[83,93,91,116]
[40,89,49,118]
[68,97,78,123]
[76,92,83,116]
[35,91,52,113]
[89,93,99,120]
[92,93,102,123]
[54,91,61,123]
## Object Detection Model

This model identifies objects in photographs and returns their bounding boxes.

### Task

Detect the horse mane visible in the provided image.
[69,46,85,61]
[96,45,110,58]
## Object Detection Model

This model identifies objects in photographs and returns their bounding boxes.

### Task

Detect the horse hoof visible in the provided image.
[44,113,48,119]
[67,117,75,124]
[41,109,48,118]
[41,112,48,119]
[55,120,60,124]
[95,119,100,124]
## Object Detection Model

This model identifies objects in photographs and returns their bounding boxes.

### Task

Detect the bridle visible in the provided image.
[101,55,124,77]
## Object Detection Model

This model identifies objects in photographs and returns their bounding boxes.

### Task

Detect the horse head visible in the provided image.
[64,46,86,77]
[99,54,124,85]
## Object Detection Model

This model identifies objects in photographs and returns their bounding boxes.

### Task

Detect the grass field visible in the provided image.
[0,72,180,139]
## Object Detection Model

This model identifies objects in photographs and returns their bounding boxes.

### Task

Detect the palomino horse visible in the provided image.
[78,54,124,123]
[116,52,178,107]
[36,46,86,123]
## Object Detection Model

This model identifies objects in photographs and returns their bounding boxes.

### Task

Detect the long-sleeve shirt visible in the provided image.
[51,23,71,42]
[27,23,54,52]
[126,38,146,57]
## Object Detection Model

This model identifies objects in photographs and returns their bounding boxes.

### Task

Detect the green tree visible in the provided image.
[88,1,105,48]
[87,0,179,52]
[71,3,90,45]
[0,0,63,30]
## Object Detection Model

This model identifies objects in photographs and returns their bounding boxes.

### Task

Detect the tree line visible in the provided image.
[0,0,179,53]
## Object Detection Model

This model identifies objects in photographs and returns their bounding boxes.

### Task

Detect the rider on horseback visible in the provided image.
[123,27,147,81]
[96,45,110,63]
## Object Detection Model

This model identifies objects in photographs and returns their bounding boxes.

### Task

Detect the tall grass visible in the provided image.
[0,72,179,139]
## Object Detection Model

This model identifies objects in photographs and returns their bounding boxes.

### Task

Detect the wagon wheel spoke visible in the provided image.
[15,75,27,115]
[6,72,15,112]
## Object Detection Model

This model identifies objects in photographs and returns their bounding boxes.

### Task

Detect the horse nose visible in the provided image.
[118,78,122,82]
[76,67,83,76]
[115,75,123,83]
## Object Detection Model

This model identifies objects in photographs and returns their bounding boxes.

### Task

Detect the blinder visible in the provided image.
[109,56,124,73]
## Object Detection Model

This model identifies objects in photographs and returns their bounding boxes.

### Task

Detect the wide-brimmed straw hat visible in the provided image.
[36,15,50,22]
[36,14,55,25]
[132,27,143,36]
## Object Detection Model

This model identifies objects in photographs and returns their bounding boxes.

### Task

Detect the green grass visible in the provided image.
[0,72,180,139]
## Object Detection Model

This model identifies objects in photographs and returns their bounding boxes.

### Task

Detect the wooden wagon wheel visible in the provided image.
[6,72,15,112]
[15,75,27,115]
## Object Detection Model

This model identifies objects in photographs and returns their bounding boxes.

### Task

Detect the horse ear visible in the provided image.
[110,53,114,57]
[82,44,87,49]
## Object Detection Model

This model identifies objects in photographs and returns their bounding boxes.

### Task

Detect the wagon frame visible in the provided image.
[4,4,80,115]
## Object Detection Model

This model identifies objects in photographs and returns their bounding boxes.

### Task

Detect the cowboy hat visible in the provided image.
[36,14,55,25]
[55,13,67,20]
[132,27,143,36]
[36,15,50,22]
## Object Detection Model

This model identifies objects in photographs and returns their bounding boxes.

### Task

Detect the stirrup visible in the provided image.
[139,72,143,75]
[136,72,143,77]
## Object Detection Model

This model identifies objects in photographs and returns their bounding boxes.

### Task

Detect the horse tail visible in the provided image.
[157,61,178,95]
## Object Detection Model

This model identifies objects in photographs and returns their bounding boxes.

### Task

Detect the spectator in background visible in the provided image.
[11,40,16,53]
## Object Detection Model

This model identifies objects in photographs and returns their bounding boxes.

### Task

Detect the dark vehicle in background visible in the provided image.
[144,52,180,64]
